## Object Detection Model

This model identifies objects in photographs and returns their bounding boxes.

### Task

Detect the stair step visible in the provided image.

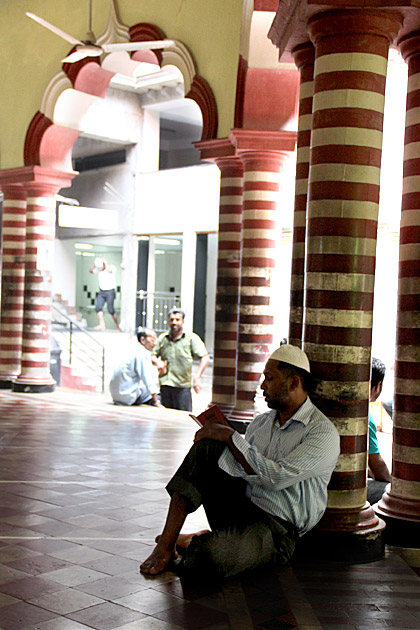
[60,365,98,393]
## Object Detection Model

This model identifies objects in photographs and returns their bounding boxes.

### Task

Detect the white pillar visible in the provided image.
[120,234,138,334]
[180,230,197,333]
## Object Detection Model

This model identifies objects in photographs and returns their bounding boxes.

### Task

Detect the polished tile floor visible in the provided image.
[0,388,419,630]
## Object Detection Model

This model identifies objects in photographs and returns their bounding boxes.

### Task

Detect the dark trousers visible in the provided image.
[166,439,296,579]
[160,385,192,411]
[95,289,116,315]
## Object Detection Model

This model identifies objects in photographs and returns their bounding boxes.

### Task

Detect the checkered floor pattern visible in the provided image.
[0,388,419,630]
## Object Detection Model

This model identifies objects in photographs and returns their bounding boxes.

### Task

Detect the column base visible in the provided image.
[0,380,14,389]
[229,407,254,422]
[12,382,56,393]
[294,518,386,563]
[374,506,420,548]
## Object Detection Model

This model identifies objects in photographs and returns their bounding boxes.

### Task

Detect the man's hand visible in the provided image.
[192,376,202,393]
[193,422,234,444]
[152,358,167,376]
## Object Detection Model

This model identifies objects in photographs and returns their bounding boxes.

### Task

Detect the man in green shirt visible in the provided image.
[153,309,209,411]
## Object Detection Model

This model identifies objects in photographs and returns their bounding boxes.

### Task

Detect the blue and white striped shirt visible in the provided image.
[218,397,340,535]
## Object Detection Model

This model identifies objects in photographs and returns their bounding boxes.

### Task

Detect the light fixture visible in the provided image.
[74,243,93,250]
[154,238,181,246]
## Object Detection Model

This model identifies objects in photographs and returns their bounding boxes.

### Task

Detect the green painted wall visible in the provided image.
[0,0,243,170]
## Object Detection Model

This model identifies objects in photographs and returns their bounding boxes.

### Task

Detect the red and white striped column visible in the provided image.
[230,151,288,421]
[375,32,420,544]
[0,184,27,387]
[12,170,75,392]
[210,157,243,413]
[302,9,402,557]
[289,42,315,348]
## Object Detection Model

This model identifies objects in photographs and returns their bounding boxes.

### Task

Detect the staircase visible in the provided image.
[51,296,135,394]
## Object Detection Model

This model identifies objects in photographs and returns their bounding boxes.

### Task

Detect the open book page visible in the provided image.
[190,405,234,429]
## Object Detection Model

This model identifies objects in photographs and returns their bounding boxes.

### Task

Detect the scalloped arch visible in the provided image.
[24,18,218,168]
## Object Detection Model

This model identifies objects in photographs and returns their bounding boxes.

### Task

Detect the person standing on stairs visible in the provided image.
[90,257,120,330]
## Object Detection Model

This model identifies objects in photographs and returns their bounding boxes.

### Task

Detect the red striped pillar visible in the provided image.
[375,32,420,545]
[13,183,60,392]
[6,168,76,393]
[230,151,288,421]
[302,9,402,558]
[0,185,27,387]
[210,157,243,413]
[289,42,315,348]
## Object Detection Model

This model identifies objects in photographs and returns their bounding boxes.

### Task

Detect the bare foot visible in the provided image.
[155,529,210,553]
[140,544,177,575]
[94,325,106,331]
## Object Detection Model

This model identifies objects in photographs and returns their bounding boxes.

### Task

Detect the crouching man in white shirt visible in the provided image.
[140,344,340,580]
[109,328,162,407]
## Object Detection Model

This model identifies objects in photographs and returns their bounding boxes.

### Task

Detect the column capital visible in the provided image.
[308,9,403,46]
[398,30,420,62]
[214,156,244,173]
[0,166,76,191]
[229,129,296,154]
[194,137,235,162]
[292,41,315,71]
[239,150,291,171]
[0,183,27,200]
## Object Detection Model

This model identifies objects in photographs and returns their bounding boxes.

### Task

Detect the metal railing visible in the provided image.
[51,305,106,392]
[136,290,181,335]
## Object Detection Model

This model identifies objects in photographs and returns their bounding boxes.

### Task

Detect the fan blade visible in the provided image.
[62,44,103,63]
[26,12,83,46]
[102,40,175,53]
[61,50,91,63]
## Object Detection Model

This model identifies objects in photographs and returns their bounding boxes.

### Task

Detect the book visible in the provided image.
[189,405,235,429]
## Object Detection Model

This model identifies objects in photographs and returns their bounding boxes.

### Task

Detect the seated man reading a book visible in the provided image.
[140,344,340,580]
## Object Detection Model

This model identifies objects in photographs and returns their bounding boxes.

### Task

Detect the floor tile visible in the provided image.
[153,601,230,629]
[74,575,148,600]
[23,619,93,630]
[28,588,104,615]
[0,601,57,630]
[113,587,184,615]
[0,575,65,600]
[43,565,109,587]
[66,602,146,629]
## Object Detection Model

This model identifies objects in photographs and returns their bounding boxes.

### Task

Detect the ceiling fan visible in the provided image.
[26,0,174,64]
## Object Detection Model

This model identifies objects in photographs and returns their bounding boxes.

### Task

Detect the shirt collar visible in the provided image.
[271,397,313,429]
[166,330,185,342]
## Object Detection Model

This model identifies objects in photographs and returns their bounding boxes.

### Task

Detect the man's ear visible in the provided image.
[370,381,383,403]
[289,374,301,392]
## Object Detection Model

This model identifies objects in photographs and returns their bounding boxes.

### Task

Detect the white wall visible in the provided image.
[52,239,76,306]
[134,163,221,234]
[205,233,218,355]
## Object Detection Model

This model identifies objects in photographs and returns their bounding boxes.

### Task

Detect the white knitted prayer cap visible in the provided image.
[268,344,310,373]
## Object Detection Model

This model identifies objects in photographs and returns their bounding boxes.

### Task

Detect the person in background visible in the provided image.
[109,328,162,407]
[367,357,392,504]
[152,309,209,411]
[90,257,119,330]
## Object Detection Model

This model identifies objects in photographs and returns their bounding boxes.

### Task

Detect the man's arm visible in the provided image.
[208,418,339,490]
[368,452,391,482]
[192,354,209,393]
[194,423,255,474]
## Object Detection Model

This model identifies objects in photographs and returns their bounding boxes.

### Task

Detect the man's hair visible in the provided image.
[371,357,386,389]
[137,327,153,343]
[277,361,312,394]
[168,308,185,319]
